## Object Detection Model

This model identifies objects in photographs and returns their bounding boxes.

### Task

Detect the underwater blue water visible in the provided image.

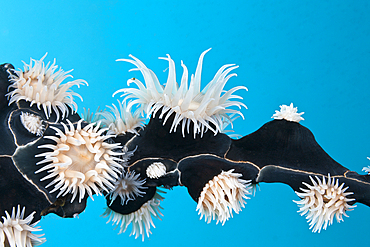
[1,0,370,246]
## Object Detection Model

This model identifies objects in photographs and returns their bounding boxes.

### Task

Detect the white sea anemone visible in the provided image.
[146,162,166,179]
[108,171,147,205]
[0,205,45,247]
[35,119,125,203]
[6,54,88,122]
[196,169,252,225]
[20,112,45,136]
[272,103,304,123]
[294,174,356,233]
[114,49,247,138]
[97,100,145,136]
[102,189,165,241]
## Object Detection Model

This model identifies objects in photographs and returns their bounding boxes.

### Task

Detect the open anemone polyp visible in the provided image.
[35,119,125,203]
[114,48,247,138]
[6,54,87,122]
[108,171,147,205]
[97,99,145,136]
[0,205,45,247]
[103,189,165,241]
[272,103,304,123]
[197,169,252,225]
[294,174,356,233]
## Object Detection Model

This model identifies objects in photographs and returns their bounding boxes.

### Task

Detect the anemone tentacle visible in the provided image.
[108,170,147,205]
[103,189,165,241]
[96,99,145,136]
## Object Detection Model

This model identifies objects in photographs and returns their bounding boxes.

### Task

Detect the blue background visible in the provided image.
[1,1,370,246]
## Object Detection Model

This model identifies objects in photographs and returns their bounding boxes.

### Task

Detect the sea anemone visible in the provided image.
[35,119,125,203]
[272,103,304,123]
[108,171,147,205]
[294,174,356,233]
[102,189,165,241]
[0,205,45,247]
[196,169,252,225]
[20,112,45,136]
[114,49,247,138]
[6,54,87,122]
[97,99,145,136]
[146,162,166,179]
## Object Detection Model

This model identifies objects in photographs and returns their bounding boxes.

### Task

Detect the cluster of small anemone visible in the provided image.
[2,51,364,247]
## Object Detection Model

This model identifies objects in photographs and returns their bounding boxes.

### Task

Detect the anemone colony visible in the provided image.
[1,51,370,246]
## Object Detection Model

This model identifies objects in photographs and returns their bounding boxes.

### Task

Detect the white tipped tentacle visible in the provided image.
[96,100,145,136]
[108,171,147,205]
[102,189,165,241]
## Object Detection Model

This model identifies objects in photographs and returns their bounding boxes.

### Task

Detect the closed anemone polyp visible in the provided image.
[114,49,247,138]
[20,112,45,136]
[102,189,165,241]
[0,205,45,247]
[146,162,166,179]
[294,174,356,233]
[6,53,88,122]
[35,119,125,203]
[272,103,304,123]
[97,99,145,136]
[108,171,147,205]
[196,169,252,225]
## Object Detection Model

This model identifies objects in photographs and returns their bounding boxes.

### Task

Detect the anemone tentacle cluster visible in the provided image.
[197,169,252,225]
[35,119,126,203]
[114,49,247,138]
[0,205,45,247]
[97,99,145,136]
[294,174,356,233]
[6,54,87,122]
[20,112,45,136]
[272,103,304,123]
[103,189,165,241]
[108,170,147,205]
